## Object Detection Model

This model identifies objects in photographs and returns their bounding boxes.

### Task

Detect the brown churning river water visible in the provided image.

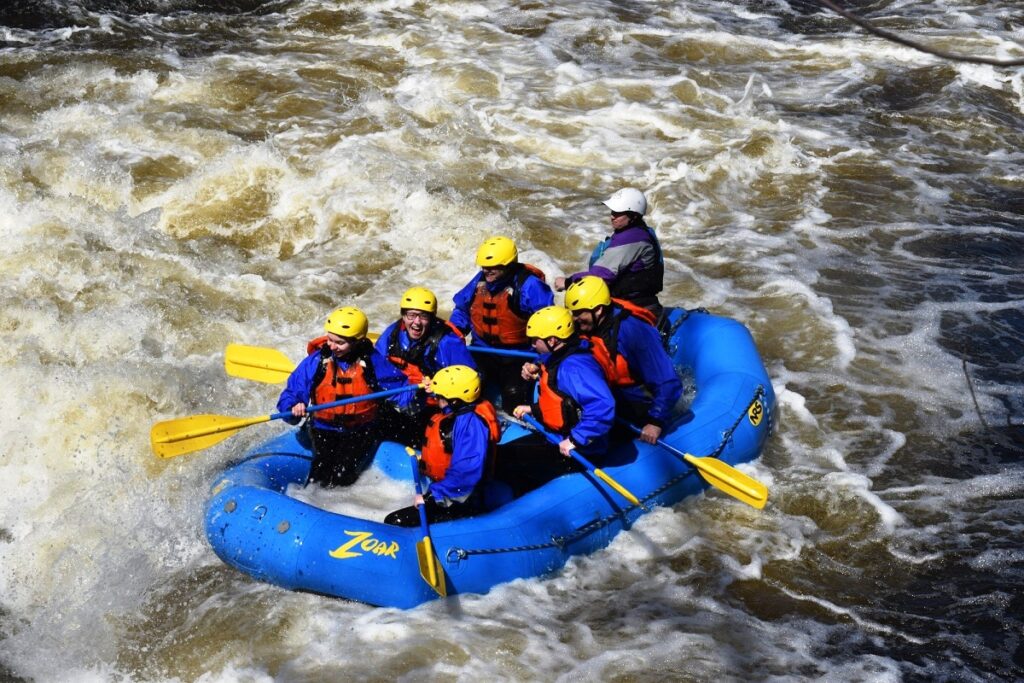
[0,1,1022,680]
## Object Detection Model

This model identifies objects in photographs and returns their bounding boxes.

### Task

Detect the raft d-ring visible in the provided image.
[446,547,468,564]
[251,505,268,521]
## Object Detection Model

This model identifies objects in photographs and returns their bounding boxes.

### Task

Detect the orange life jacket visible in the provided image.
[534,343,587,435]
[586,301,656,387]
[386,318,464,385]
[420,400,500,482]
[307,338,381,428]
[468,263,546,346]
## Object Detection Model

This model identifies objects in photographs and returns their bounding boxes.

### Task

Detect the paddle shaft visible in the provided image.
[466,345,538,359]
[281,384,419,421]
[618,419,768,509]
[225,342,536,386]
[407,449,432,540]
[158,384,420,445]
[406,447,446,597]
[521,414,643,507]
[620,418,741,471]
[228,341,541,366]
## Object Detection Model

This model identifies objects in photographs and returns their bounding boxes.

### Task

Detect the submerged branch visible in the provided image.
[818,0,1024,67]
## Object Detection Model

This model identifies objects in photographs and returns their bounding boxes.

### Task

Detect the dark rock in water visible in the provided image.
[0,0,293,30]
[860,66,958,112]
[0,0,70,29]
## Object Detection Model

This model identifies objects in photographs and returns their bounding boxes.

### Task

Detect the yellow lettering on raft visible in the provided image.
[329,530,400,560]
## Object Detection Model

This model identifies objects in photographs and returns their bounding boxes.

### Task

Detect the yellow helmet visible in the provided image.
[431,365,481,403]
[324,306,368,339]
[564,276,611,311]
[526,306,575,340]
[400,286,437,314]
[476,236,518,267]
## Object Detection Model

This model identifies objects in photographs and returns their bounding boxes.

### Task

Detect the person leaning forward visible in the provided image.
[554,188,665,315]
[450,236,554,410]
[277,306,415,488]
[384,365,500,527]
[497,306,615,496]
[375,286,476,446]
[563,276,682,444]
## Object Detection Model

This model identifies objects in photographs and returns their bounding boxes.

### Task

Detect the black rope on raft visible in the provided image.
[708,385,766,459]
[450,385,766,559]
[817,0,1024,67]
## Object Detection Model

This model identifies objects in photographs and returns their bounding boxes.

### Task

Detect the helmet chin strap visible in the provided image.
[543,337,564,353]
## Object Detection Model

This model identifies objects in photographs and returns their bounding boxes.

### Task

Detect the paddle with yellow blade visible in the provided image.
[224,342,536,385]
[150,384,421,459]
[521,414,645,509]
[224,343,296,384]
[224,335,381,385]
[404,447,447,597]
[620,421,768,509]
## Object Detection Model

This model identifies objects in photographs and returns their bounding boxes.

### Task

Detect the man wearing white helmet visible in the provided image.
[554,187,664,314]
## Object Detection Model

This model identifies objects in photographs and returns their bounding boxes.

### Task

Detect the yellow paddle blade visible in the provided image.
[416,537,446,597]
[150,413,271,459]
[224,344,296,384]
[224,338,381,384]
[683,454,768,509]
[592,468,642,507]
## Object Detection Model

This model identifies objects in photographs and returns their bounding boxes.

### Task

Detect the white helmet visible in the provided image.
[603,188,647,216]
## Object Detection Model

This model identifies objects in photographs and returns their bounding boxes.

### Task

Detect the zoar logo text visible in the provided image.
[329,530,400,560]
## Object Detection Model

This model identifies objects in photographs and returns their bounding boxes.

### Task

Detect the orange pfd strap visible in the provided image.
[420,401,500,482]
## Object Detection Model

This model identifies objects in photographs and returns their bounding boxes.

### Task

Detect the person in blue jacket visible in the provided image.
[375,286,475,445]
[554,188,664,315]
[498,306,615,495]
[563,276,682,444]
[450,236,554,409]
[277,306,415,487]
[384,365,501,526]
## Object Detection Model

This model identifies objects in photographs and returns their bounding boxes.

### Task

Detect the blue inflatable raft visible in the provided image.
[204,309,775,608]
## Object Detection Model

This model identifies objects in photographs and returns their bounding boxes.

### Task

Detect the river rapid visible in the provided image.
[1,1,1022,681]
